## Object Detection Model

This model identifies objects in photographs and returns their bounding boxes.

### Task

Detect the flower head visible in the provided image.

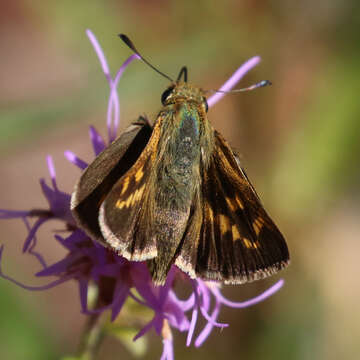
[0,30,284,359]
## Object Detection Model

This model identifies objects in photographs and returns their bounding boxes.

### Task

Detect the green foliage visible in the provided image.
[0,282,57,360]
[106,324,148,358]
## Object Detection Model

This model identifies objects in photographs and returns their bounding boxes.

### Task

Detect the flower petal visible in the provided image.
[89,126,106,155]
[210,279,284,308]
[46,155,58,190]
[111,283,130,321]
[79,278,89,313]
[22,217,48,252]
[107,54,140,142]
[0,209,30,219]
[86,29,111,80]
[0,245,72,290]
[186,306,198,347]
[160,338,174,360]
[22,217,47,268]
[64,151,88,170]
[195,300,222,347]
[133,320,155,341]
[207,56,261,107]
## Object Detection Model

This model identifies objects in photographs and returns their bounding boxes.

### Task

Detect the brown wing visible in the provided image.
[177,130,289,284]
[98,116,165,261]
[71,117,152,242]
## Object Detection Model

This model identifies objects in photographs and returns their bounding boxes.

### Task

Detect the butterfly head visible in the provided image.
[160,65,208,112]
[161,82,209,113]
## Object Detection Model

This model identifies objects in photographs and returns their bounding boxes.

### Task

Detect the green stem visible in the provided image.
[77,312,107,360]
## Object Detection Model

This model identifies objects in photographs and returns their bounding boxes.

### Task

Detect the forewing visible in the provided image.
[71,117,152,241]
[99,117,164,261]
[196,131,289,284]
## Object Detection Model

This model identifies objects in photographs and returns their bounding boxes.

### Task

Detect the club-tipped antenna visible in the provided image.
[119,34,174,82]
[209,80,272,94]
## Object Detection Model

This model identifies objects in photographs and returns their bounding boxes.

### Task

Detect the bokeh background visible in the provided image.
[1,1,359,359]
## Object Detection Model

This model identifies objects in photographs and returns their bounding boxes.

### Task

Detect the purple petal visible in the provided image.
[198,304,228,328]
[164,297,187,324]
[85,301,116,316]
[54,234,68,248]
[81,246,106,266]
[135,284,160,310]
[131,269,160,309]
[159,267,176,304]
[196,280,211,312]
[128,290,148,307]
[39,179,72,223]
[36,253,81,277]
[207,56,261,108]
[107,54,140,142]
[160,338,174,360]
[89,126,106,155]
[153,314,164,335]
[0,245,71,290]
[27,244,47,269]
[94,263,120,278]
[133,320,155,341]
[168,291,195,312]
[195,300,222,347]
[22,217,47,268]
[211,279,284,308]
[193,280,226,327]
[111,283,130,321]
[0,209,30,219]
[39,179,56,202]
[165,302,189,332]
[64,151,88,170]
[58,230,87,251]
[86,29,111,80]
[79,278,89,313]
[186,306,198,347]
[46,155,58,190]
[22,217,48,252]
[113,54,141,84]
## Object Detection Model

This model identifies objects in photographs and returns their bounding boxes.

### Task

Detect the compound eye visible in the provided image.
[202,97,209,112]
[161,86,175,105]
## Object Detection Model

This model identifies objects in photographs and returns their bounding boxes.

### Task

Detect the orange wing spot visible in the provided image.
[243,238,253,249]
[132,184,145,205]
[135,166,144,182]
[252,216,264,236]
[125,193,134,208]
[116,184,145,209]
[225,197,237,212]
[116,199,126,209]
[218,214,230,235]
[205,202,214,222]
[235,194,244,209]
[231,224,241,241]
[120,177,130,196]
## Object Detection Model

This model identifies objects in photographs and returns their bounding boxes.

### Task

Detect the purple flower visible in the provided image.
[0,30,284,359]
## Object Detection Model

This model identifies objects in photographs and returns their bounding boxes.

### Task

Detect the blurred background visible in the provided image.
[1,1,359,359]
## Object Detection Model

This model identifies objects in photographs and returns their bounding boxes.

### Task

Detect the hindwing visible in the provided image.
[176,130,289,284]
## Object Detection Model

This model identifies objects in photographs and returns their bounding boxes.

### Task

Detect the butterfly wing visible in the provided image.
[176,130,289,284]
[71,117,152,242]
[98,115,166,261]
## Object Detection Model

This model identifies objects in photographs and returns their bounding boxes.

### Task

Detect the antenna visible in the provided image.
[177,66,188,82]
[209,80,272,94]
[119,34,174,82]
